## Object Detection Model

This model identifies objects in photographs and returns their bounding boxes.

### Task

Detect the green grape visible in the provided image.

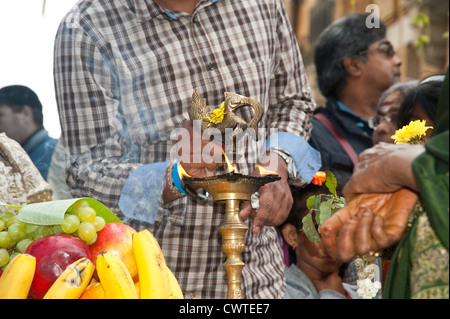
[7,223,26,242]
[61,214,80,234]
[34,226,53,240]
[0,211,15,224]
[52,225,63,234]
[25,223,38,237]
[70,200,90,216]
[15,238,33,253]
[6,216,24,228]
[78,222,96,242]
[0,220,5,231]
[78,207,97,223]
[0,248,9,268]
[92,216,106,232]
[0,231,15,248]
[9,252,19,264]
[85,233,98,245]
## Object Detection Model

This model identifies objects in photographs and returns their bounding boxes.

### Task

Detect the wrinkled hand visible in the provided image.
[343,143,424,200]
[320,189,418,262]
[240,152,293,234]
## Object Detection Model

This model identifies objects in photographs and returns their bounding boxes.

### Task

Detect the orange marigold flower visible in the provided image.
[311,171,327,186]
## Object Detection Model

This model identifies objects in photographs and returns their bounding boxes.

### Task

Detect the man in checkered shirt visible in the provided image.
[54,0,321,299]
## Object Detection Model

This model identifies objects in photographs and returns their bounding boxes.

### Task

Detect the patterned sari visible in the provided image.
[383,68,449,299]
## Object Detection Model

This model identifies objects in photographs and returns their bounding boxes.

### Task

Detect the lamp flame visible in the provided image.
[222,149,238,173]
[178,162,191,180]
[256,165,277,177]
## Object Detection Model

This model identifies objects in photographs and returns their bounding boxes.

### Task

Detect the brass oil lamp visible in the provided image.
[183,89,280,299]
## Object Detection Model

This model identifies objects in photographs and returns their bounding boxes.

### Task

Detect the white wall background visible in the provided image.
[0,0,80,139]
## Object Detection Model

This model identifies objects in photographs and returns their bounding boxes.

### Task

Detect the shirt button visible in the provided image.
[208,62,216,71]
[193,16,199,24]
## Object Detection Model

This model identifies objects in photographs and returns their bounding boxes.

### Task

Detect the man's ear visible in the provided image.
[281,223,299,249]
[20,105,35,123]
[343,56,363,77]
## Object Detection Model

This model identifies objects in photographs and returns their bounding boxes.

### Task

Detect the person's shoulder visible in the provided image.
[59,0,113,29]
[310,108,335,136]
[44,135,58,148]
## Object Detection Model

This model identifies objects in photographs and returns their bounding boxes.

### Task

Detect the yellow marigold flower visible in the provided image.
[204,102,226,126]
[391,120,433,144]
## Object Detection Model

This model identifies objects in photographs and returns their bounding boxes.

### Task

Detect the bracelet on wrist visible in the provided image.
[165,162,182,197]
[172,161,188,196]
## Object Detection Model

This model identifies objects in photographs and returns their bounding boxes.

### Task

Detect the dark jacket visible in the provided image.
[309,98,373,180]
[22,128,58,181]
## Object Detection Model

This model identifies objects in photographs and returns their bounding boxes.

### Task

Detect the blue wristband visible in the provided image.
[172,161,188,196]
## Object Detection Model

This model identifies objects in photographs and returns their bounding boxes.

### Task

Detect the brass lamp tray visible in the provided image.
[184,173,281,202]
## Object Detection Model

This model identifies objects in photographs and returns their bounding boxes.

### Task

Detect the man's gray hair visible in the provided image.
[314,13,387,98]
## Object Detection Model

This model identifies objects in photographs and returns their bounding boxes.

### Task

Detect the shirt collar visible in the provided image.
[122,0,219,22]
[336,101,373,136]
[21,128,49,152]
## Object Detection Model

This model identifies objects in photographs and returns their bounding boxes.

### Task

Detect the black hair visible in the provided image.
[285,173,349,231]
[285,184,328,230]
[314,13,387,98]
[397,80,442,128]
[0,85,44,127]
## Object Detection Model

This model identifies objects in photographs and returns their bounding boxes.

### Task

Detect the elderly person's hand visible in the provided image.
[320,143,424,261]
[343,143,424,200]
[320,189,418,261]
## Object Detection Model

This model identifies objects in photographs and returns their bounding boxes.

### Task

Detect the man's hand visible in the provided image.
[163,120,222,203]
[240,152,293,234]
[178,120,222,180]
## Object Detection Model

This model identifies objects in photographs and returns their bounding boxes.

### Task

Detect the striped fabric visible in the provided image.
[54,0,315,298]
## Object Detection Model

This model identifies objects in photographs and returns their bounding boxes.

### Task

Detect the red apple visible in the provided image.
[26,234,92,299]
[90,222,138,281]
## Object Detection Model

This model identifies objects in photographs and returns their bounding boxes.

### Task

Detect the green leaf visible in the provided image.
[419,35,431,43]
[85,198,122,224]
[0,202,23,210]
[306,195,316,209]
[319,199,333,225]
[16,198,122,226]
[302,213,321,243]
[325,171,337,197]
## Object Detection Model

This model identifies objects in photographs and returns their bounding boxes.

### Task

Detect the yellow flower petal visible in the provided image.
[204,102,226,125]
[391,120,433,144]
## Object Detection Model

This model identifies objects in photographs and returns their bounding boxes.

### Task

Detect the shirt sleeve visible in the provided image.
[263,132,322,183]
[118,161,169,224]
[53,12,142,216]
[318,289,348,299]
[265,0,316,141]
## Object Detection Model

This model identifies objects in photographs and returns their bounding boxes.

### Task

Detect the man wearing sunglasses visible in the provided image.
[309,13,402,180]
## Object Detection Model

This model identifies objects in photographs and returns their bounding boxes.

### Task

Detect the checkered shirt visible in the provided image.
[54,0,315,299]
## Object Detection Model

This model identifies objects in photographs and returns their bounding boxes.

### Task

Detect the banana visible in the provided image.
[96,251,138,299]
[132,229,170,299]
[167,268,184,299]
[0,253,36,299]
[44,257,95,299]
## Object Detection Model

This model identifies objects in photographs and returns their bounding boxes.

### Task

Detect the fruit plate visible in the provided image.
[1,198,122,226]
